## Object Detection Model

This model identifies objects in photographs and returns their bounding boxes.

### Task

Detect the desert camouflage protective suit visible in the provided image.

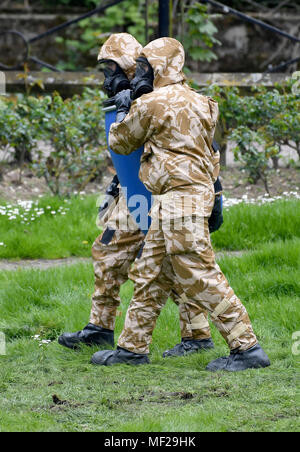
[109,37,258,355]
[90,33,212,341]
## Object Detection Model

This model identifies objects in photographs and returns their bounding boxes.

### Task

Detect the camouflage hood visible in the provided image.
[97,33,142,80]
[141,38,186,89]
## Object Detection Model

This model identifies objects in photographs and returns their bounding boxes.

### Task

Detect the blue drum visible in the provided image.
[103,103,152,235]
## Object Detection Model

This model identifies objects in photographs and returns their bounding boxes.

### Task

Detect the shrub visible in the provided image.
[0,96,38,183]
[230,127,278,194]
[180,2,221,64]
[0,89,108,196]
[32,89,107,196]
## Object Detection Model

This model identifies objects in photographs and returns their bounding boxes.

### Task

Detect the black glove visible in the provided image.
[209,177,224,233]
[115,89,132,123]
[214,176,222,194]
[98,175,120,218]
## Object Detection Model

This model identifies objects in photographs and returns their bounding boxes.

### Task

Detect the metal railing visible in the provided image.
[0,0,126,71]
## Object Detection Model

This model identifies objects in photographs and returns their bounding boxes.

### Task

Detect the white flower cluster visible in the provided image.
[31,335,52,347]
[0,199,70,224]
[223,189,300,209]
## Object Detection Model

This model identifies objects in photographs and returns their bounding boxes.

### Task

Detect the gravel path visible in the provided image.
[0,251,246,272]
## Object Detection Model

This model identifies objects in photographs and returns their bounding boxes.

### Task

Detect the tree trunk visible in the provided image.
[14,147,32,164]
[220,143,227,167]
[272,155,279,170]
[296,142,300,160]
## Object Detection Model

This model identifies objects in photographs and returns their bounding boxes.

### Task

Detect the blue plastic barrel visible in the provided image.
[104,105,152,234]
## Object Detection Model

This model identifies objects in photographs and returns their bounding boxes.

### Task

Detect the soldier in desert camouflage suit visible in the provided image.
[58,33,214,355]
[91,38,270,372]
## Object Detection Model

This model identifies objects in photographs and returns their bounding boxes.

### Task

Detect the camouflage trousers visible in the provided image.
[118,196,258,354]
[90,207,211,340]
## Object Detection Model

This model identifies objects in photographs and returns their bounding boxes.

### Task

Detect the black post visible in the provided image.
[159,0,170,37]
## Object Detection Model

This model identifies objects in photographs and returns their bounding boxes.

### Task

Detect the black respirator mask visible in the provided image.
[130,57,154,100]
[98,59,130,98]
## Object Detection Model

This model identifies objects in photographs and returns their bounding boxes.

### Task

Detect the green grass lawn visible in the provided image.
[212,198,300,250]
[0,239,299,432]
[0,196,100,259]
[0,196,300,259]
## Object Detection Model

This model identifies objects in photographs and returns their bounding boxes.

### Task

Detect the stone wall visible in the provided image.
[0,8,299,72]
[0,9,84,70]
[2,71,291,96]
[197,12,300,73]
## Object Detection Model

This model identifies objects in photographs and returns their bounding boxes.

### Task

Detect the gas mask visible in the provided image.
[130,57,154,100]
[98,59,130,98]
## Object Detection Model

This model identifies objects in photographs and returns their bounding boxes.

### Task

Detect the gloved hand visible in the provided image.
[115,89,132,123]
[98,175,120,219]
[209,177,224,233]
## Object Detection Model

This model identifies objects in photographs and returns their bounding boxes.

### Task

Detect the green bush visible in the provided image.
[33,89,107,196]
[0,96,39,182]
[0,89,107,196]
[182,2,221,64]
[202,76,300,188]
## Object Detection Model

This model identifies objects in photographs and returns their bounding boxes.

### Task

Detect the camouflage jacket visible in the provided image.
[109,38,220,200]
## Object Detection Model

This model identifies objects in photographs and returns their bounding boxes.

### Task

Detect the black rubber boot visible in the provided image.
[58,323,114,350]
[163,338,214,358]
[206,343,271,372]
[91,346,150,366]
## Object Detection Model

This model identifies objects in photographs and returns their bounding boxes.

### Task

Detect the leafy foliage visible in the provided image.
[182,2,221,63]
[0,96,38,182]
[0,89,107,196]
[55,1,218,70]
[33,90,107,196]
[230,127,276,194]
[202,76,300,190]
[56,0,158,71]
